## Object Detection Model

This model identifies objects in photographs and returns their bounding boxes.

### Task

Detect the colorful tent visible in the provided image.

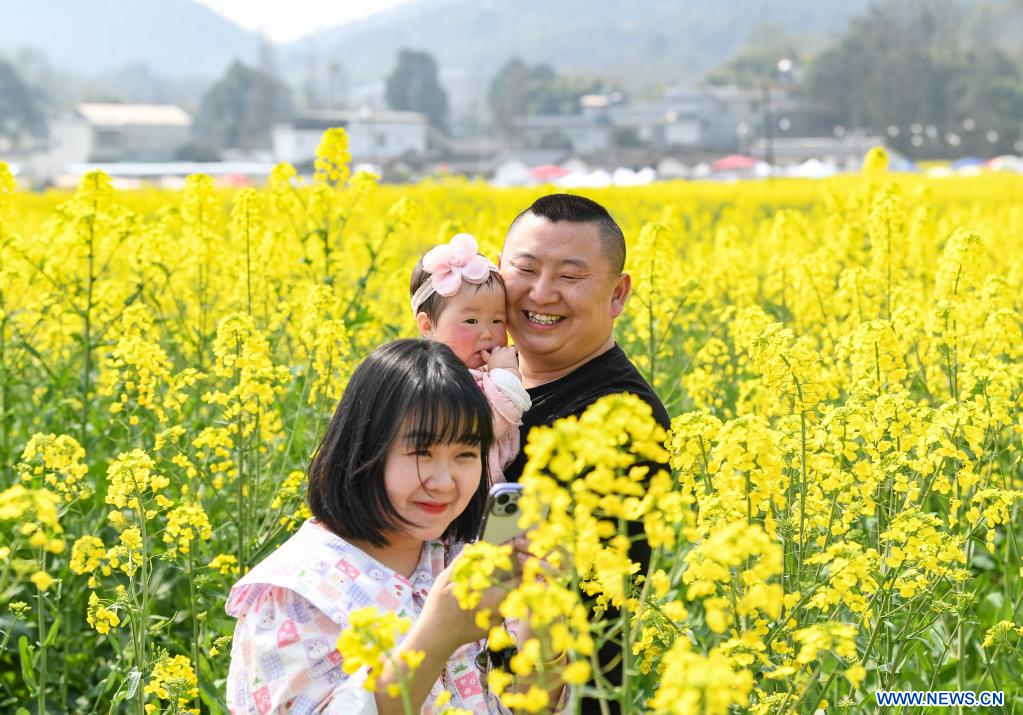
[712,154,758,171]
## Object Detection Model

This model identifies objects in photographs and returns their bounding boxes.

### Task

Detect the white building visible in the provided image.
[514,86,748,157]
[17,103,192,184]
[517,115,612,154]
[272,109,429,166]
[62,104,192,162]
[607,88,743,151]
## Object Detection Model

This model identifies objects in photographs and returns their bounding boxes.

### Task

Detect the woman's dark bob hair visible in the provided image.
[307,339,493,546]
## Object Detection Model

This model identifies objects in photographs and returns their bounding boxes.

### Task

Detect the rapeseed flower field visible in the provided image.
[1,134,1022,713]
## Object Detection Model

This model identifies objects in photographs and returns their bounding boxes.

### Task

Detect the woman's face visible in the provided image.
[382,422,483,543]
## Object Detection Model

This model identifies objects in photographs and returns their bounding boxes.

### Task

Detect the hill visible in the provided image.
[0,0,872,112]
[281,0,871,100]
[0,0,259,77]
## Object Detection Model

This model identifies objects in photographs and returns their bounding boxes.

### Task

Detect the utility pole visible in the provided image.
[760,81,775,170]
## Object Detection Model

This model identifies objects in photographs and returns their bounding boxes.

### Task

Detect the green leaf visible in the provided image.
[125,667,141,699]
[199,676,228,713]
[18,635,37,691]
[904,667,927,690]
[971,552,997,570]
[147,612,178,634]
[43,613,62,648]
[979,591,1006,621]
[110,666,142,713]
[95,667,122,702]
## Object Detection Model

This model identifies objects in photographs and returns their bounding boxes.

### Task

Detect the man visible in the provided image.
[499,193,670,714]
[500,193,670,478]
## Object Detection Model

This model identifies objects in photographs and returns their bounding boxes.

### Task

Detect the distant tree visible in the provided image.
[803,0,1023,156]
[537,130,573,150]
[704,23,800,88]
[487,58,608,137]
[611,126,643,148]
[0,58,46,149]
[488,58,531,137]
[9,48,72,108]
[385,49,448,131]
[526,65,603,116]
[327,60,349,109]
[194,60,293,152]
[176,141,221,162]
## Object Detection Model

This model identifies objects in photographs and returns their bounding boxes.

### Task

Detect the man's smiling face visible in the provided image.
[500,213,630,376]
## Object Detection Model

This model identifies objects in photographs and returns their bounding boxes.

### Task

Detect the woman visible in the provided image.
[225,340,517,714]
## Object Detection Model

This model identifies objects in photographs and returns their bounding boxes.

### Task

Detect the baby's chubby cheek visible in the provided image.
[454,324,506,348]
[450,324,481,350]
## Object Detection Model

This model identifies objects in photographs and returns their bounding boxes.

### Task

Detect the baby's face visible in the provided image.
[423,282,508,369]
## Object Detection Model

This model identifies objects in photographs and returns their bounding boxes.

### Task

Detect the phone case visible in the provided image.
[476,483,526,544]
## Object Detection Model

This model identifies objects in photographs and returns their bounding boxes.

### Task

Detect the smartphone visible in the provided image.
[476,483,528,544]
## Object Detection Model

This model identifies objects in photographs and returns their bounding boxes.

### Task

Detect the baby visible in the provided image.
[410,233,530,487]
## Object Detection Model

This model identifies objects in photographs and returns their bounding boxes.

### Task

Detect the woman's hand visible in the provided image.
[418,552,520,650]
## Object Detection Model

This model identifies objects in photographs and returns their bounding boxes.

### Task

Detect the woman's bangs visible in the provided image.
[401,382,490,450]
[401,401,483,450]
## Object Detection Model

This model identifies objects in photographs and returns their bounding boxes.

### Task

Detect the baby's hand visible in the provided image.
[486,346,519,372]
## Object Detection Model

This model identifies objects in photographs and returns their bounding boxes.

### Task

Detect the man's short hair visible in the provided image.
[507,194,626,274]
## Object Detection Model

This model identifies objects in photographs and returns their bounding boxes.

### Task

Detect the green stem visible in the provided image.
[245,210,253,318]
[618,517,632,715]
[36,555,48,715]
[396,663,413,715]
[926,615,962,692]
[646,251,657,391]
[322,226,331,285]
[126,465,152,715]
[251,410,262,551]
[797,409,808,576]
[197,235,210,372]
[234,342,248,573]
[81,183,98,449]
[0,314,9,478]
[957,592,966,711]
[586,644,613,715]
[137,514,151,715]
[187,552,203,713]
[885,217,892,321]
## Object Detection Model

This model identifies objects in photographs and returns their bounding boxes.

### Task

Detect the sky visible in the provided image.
[195,0,419,42]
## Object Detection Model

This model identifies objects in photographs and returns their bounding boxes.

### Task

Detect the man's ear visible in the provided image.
[415,312,434,337]
[610,273,631,318]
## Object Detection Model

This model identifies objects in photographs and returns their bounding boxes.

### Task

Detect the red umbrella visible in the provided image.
[529,164,569,182]
[712,154,758,171]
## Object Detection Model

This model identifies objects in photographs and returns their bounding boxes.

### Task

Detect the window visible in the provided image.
[95,129,120,148]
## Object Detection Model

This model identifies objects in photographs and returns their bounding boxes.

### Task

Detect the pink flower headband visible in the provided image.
[410,233,499,315]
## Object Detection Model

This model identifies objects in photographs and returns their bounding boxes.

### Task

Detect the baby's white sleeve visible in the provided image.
[488,368,532,413]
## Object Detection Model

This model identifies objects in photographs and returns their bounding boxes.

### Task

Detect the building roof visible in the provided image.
[610,103,705,124]
[290,109,428,129]
[752,136,884,152]
[750,135,885,163]
[520,114,611,129]
[77,104,192,127]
